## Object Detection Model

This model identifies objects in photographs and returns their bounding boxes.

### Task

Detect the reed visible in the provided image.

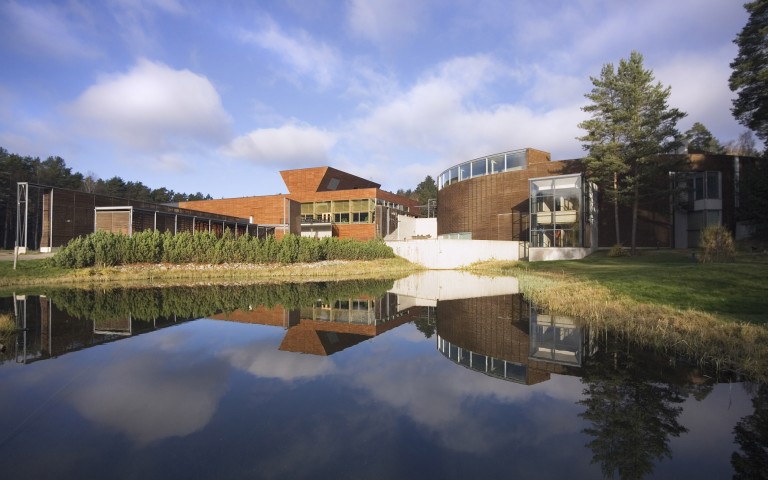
[470,260,768,381]
[0,313,15,334]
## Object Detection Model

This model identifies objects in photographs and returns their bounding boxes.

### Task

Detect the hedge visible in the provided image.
[52,231,395,268]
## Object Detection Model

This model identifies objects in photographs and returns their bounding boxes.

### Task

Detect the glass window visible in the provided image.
[695,175,704,201]
[314,201,330,213]
[489,155,504,174]
[300,203,313,215]
[334,213,350,223]
[449,166,459,184]
[706,172,720,199]
[471,158,487,177]
[506,151,525,170]
[459,163,471,181]
[353,212,370,223]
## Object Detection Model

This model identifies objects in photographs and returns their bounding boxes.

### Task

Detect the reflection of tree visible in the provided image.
[413,317,435,338]
[578,348,688,479]
[732,382,768,479]
[45,280,395,321]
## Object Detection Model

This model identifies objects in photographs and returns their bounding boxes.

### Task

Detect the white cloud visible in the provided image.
[221,342,336,380]
[655,47,743,143]
[222,123,337,168]
[0,1,101,59]
[239,19,340,88]
[68,59,231,151]
[349,54,586,185]
[346,0,426,45]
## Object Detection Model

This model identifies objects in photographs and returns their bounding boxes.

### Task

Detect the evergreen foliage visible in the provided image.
[52,231,395,268]
[729,0,768,145]
[578,51,687,254]
[683,122,723,153]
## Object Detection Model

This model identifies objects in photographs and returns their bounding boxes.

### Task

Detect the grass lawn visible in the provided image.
[516,250,768,324]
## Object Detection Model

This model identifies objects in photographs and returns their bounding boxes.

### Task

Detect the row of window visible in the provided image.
[301,212,372,224]
[438,149,528,190]
[299,198,410,224]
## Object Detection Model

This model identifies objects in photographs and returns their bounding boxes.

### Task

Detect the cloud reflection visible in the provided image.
[220,339,336,381]
[68,353,229,445]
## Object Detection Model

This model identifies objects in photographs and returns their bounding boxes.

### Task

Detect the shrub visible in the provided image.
[608,243,629,257]
[699,225,735,263]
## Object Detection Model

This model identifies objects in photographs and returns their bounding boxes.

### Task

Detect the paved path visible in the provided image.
[0,250,55,261]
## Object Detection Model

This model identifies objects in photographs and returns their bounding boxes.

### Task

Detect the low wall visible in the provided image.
[386,239,521,269]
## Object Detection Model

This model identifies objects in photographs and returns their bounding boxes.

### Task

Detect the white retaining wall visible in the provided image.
[386,239,521,269]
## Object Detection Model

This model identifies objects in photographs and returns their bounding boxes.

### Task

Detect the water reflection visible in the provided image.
[0,273,764,479]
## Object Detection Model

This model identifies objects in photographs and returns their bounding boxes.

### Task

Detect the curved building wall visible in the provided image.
[437,150,569,240]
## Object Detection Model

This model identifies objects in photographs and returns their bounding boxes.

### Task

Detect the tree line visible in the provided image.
[0,146,213,249]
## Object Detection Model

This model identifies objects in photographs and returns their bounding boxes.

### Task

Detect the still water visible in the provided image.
[0,272,763,479]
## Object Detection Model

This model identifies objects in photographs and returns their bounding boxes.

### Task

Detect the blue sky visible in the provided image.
[0,0,751,198]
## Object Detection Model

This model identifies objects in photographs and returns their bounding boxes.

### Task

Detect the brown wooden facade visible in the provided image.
[437,149,571,241]
[437,149,759,248]
[18,183,266,251]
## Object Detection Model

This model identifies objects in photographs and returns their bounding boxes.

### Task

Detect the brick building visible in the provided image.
[179,166,419,240]
[436,148,761,249]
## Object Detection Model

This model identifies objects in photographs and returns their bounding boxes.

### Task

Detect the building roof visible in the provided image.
[280,166,381,194]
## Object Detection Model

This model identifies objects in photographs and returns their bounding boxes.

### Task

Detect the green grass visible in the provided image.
[517,250,768,323]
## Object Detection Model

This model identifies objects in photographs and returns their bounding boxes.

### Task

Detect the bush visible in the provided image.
[51,230,395,268]
[699,225,735,263]
[608,243,629,257]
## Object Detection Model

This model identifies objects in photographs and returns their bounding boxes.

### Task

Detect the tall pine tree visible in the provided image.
[730,0,768,146]
[578,51,686,253]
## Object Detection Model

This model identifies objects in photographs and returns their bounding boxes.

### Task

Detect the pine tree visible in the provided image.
[578,51,687,253]
[729,0,768,145]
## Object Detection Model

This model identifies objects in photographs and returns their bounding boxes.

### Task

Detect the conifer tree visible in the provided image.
[578,51,686,253]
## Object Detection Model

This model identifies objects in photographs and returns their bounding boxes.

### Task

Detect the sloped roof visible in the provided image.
[280,167,380,194]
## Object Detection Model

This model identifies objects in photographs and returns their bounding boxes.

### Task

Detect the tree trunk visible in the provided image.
[631,184,639,255]
[613,172,621,245]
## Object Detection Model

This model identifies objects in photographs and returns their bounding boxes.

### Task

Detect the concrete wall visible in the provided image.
[386,216,437,240]
[386,238,521,269]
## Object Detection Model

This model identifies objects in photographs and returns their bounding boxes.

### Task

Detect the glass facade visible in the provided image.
[300,198,410,225]
[301,199,377,224]
[529,175,584,248]
[438,149,528,190]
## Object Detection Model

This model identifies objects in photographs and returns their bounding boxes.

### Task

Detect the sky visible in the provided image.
[0,0,752,198]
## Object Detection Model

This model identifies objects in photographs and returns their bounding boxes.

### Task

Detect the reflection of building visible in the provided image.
[179,166,419,240]
[216,293,424,356]
[435,294,593,385]
[3,295,187,365]
[3,292,426,363]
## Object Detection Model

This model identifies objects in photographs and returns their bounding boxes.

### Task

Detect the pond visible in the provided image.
[0,271,764,479]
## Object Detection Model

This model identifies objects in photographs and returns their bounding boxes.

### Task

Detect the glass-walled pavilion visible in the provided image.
[530,174,593,248]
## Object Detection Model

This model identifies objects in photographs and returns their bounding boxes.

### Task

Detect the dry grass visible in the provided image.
[470,261,768,381]
[0,313,15,334]
[0,257,423,292]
